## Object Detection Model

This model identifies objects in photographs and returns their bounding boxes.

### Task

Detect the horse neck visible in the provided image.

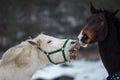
[98,19,120,75]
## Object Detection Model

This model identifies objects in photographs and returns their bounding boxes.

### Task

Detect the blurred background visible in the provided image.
[0,0,119,55]
[0,0,119,80]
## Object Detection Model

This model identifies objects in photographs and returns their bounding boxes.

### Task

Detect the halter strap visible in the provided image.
[37,39,70,64]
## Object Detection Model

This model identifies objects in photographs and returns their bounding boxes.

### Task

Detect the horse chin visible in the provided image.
[69,51,77,60]
[79,40,88,48]
[81,44,88,47]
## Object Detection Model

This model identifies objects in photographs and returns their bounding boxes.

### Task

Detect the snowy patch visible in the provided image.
[32,60,108,80]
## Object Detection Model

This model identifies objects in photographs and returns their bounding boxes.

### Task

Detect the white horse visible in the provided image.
[0,34,78,80]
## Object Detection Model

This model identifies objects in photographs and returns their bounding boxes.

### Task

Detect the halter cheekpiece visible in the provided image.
[37,39,70,64]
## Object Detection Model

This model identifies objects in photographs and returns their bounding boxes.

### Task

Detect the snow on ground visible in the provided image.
[32,59,108,80]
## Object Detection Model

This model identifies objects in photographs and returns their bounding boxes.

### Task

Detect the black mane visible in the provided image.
[113,16,120,43]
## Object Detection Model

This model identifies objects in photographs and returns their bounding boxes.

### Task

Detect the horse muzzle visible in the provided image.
[78,39,88,47]
[69,40,80,59]
[78,31,88,47]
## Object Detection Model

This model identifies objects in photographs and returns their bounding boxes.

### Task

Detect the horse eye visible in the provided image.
[99,17,104,21]
[47,40,52,43]
[99,19,103,22]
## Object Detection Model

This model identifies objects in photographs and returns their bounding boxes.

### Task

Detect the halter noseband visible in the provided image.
[37,39,70,64]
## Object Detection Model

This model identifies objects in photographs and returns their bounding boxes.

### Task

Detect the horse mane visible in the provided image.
[93,8,120,43]
[112,16,120,43]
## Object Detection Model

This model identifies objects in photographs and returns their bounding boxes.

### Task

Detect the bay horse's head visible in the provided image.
[78,2,119,47]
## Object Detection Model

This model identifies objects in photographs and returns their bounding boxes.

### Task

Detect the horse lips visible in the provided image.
[69,41,80,59]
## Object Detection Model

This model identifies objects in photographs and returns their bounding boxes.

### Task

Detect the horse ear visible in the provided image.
[90,2,96,14]
[111,9,119,16]
[28,41,38,47]
[28,39,41,47]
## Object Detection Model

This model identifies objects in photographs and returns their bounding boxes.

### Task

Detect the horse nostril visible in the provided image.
[71,41,76,44]
[81,34,88,43]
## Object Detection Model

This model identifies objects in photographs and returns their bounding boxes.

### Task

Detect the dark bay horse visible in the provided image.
[78,3,120,80]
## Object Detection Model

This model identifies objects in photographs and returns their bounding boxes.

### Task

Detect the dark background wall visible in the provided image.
[0,0,119,57]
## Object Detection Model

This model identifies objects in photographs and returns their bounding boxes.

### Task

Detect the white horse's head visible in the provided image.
[28,34,79,64]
